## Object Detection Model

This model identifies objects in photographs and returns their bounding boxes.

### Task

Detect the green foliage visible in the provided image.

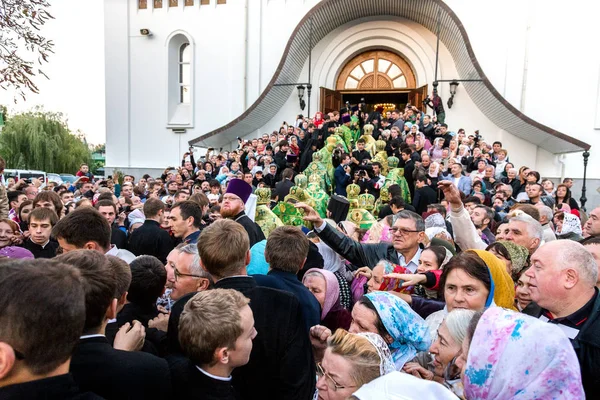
[0,110,91,173]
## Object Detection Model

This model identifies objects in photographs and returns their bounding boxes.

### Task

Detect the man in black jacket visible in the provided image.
[522,240,600,397]
[401,148,416,199]
[275,168,295,201]
[412,175,437,216]
[128,198,174,263]
[22,207,59,258]
[197,219,315,400]
[59,250,172,399]
[0,259,100,399]
[221,179,265,247]
[297,202,425,273]
[95,200,128,250]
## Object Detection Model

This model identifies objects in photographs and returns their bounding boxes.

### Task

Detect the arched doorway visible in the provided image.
[321,49,427,114]
[336,50,416,90]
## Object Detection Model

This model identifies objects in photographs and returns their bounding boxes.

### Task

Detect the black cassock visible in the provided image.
[234,211,265,247]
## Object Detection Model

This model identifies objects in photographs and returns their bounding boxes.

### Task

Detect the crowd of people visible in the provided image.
[0,96,599,400]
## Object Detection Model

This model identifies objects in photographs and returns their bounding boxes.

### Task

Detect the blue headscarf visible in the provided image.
[364,292,432,369]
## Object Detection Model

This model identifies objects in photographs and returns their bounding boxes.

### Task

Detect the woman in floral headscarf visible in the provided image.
[457,307,584,400]
[352,292,431,370]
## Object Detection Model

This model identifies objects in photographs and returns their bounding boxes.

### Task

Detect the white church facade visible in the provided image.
[104,0,600,208]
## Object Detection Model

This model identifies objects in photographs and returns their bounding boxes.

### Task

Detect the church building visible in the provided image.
[104,0,600,207]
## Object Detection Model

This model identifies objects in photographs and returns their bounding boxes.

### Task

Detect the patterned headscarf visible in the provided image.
[364,292,431,369]
[464,307,584,399]
[497,241,529,275]
[356,332,396,376]
[303,268,339,320]
[424,213,446,229]
[559,212,582,236]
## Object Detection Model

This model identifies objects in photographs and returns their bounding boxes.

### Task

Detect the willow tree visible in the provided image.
[0,110,91,173]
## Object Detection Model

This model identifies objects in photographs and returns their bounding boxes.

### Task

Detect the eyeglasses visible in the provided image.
[174,267,203,281]
[222,195,241,202]
[316,362,356,391]
[389,227,422,236]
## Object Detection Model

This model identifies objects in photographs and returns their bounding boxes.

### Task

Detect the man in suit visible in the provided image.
[297,203,425,273]
[221,179,265,247]
[334,153,352,196]
[169,201,203,245]
[197,219,315,400]
[128,198,175,263]
[253,226,321,332]
[0,259,100,399]
[275,168,295,201]
[412,175,437,216]
[59,250,172,399]
[173,289,256,399]
[449,162,472,196]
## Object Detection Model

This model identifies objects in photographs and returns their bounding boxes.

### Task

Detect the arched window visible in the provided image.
[179,43,191,104]
[336,50,416,90]
[167,32,193,128]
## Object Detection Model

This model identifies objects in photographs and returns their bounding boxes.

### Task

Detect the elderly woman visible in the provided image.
[403,309,475,394]
[316,329,395,400]
[429,138,444,162]
[310,292,431,371]
[457,307,584,399]
[303,268,352,332]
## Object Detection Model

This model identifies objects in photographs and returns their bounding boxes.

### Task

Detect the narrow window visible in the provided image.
[179,43,191,104]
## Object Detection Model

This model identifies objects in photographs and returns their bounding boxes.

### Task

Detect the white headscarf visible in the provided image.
[353,371,459,400]
[559,213,582,236]
[356,332,396,376]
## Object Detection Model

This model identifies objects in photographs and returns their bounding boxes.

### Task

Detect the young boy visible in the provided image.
[175,289,256,399]
[76,163,94,179]
[22,207,59,258]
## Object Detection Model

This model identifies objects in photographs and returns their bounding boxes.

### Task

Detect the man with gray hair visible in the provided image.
[505,213,544,254]
[524,240,600,396]
[170,244,212,301]
[297,202,425,272]
[535,203,557,242]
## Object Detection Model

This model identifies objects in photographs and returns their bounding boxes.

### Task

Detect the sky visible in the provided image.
[0,0,106,145]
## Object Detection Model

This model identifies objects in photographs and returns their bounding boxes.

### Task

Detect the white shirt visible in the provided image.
[195,366,232,381]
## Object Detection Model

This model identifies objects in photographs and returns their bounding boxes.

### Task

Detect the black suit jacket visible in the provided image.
[21,238,59,259]
[275,179,294,201]
[317,223,399,269]
[412,185,437,216]
[127,220,174,263]
[0,374,102,400]
[111,226,128,250]
[214,276,315,400]
[70,336,172,399]
[169,359,239,400]
[233,211,265,248]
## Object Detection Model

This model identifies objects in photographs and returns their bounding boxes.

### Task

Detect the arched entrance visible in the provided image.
[321,49,427,114]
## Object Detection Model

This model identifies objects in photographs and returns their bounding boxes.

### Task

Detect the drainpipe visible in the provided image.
[558,154,567,183]
[243,0,249,110]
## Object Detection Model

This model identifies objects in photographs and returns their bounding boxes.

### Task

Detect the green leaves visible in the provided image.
[0,109,92,173]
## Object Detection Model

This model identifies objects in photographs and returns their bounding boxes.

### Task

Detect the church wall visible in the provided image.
[105,0,600,207]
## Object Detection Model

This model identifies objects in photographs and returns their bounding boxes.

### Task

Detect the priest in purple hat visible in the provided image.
[221,179,266,247]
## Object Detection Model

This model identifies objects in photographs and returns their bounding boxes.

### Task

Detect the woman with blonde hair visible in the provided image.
[316,329,395,400]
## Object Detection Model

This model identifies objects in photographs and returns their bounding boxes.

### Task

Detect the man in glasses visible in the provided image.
[296,202,425,272]
[171,244,212,301]
[0,259,92,398]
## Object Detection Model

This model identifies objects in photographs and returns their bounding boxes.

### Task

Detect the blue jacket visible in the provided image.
[334,164,351,196]
[253,269,321,332]
[455,175,472,196]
